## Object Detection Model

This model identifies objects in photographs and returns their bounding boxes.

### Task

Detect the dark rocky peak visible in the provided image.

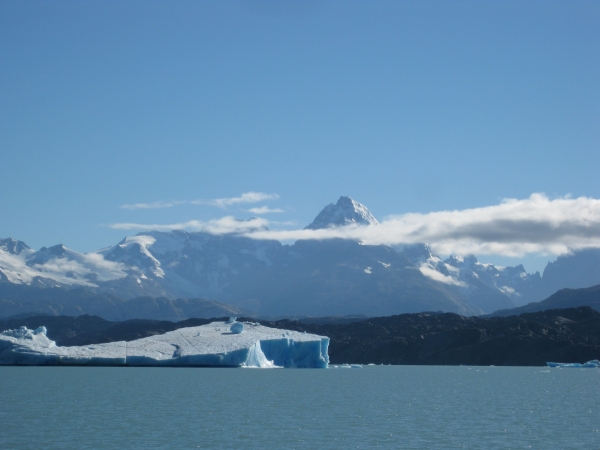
[542,248,600,278]
[29,244,67,259]
[42,244,67,257]
[540,248,600,295]
[25,244,68,267]
[502,264,528,276]
[0,238,30,255]
[305,196,379,230]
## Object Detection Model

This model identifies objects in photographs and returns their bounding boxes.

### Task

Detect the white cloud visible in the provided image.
[30,252,128,285]
[121,192,279,211]
[418,264,466,286]
[121,201,182,210]
[243,194,600,257]
[110,194,600,258]
[79,252,130,280]
[268,220,298,226]
[111,216,269,235]
[193,192,280,208]
[246,206,285,214]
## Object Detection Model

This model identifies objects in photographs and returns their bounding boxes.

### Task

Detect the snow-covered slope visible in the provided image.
[398,244,517,312]
[305,196,379,229]
[0,320,330,368]
[97,230,285,300]
[0,238,128,288]
[442,255,543,305]
[397,243,551,307]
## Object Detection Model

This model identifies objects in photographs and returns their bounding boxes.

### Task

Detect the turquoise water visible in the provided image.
[0,366,598,449]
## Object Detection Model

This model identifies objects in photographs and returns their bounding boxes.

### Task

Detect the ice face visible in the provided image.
[0,322,329,368]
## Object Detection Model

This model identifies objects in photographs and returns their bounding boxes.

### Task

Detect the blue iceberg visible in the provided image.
[0,322,329,368]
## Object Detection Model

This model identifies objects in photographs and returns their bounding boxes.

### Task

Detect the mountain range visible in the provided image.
[1,196,599,319]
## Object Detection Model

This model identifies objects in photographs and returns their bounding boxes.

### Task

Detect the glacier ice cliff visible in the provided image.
[0,321,329,368]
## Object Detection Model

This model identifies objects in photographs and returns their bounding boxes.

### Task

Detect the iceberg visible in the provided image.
[0,321,329,368]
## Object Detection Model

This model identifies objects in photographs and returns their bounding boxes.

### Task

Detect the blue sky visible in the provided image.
[1,1,598,273]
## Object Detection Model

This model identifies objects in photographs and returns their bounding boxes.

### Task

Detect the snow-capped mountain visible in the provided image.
[398,241,600,308]
[0,238,29,256]
[92,229,482,316]
[394,243,600,307]
[442,254,543,306]
[96,230,285,302]
[0,234,484,316]
[305,196,379,229]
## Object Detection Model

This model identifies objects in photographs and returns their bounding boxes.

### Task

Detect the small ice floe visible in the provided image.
[547,359,600,368]
[350,364,362,369]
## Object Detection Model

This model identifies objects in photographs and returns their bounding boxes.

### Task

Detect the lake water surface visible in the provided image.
[0,366,598,449]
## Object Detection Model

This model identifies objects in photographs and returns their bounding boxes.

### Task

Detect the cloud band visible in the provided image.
[111,194,600,257]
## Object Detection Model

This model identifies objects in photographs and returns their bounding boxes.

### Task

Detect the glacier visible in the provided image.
[0,321,329,368]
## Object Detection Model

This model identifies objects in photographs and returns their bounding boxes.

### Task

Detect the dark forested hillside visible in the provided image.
[264,307,600,366]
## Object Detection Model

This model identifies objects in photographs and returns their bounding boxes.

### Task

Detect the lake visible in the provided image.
[0,366,598,449]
